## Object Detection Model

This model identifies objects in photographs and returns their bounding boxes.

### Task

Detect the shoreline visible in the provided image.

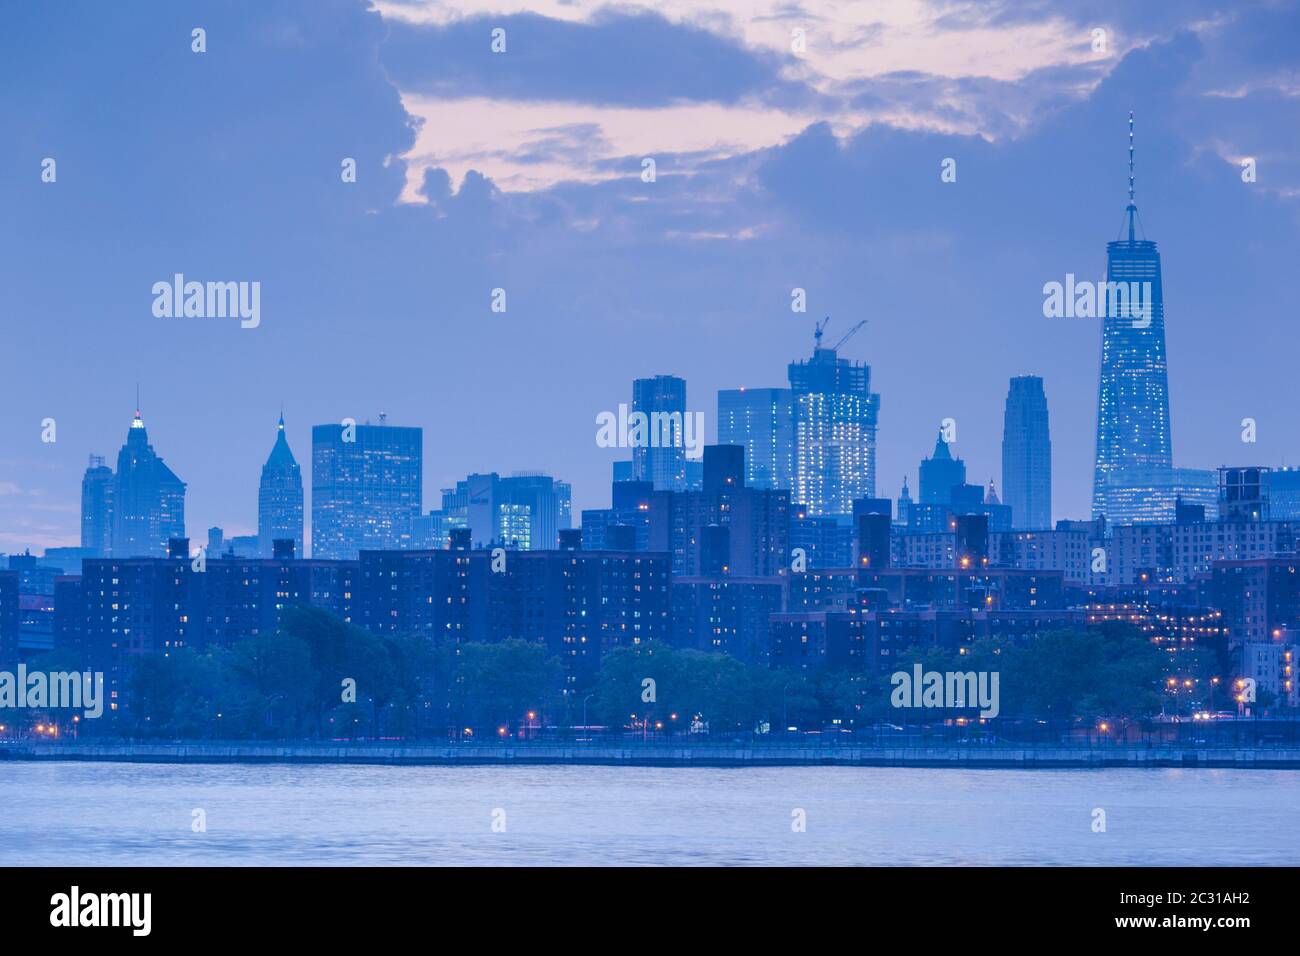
[5,741,1300,769]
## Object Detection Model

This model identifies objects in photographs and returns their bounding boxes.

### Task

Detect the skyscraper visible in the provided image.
[110,408,186,558]
[439,472,571,550]
[80,454,114,557]
[311,417,422,559]
[1002,375,1052,529]
[788,325,880,516]
[717,387,793,490]
[919,431,965,504]
[632,375,688,491]
[1092,114,1174,522]
[258,413,304,557]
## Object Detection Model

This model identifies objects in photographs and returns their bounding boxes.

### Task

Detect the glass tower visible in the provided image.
[632,375,687,491]
[311,418,422,559]
[717,387,793,490]
[1002,375,1052,529]
[1092,114,1173,522]
[80,454,114,557]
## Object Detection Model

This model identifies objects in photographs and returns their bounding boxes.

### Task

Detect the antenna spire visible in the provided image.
[130,383,145,429]
[1128,111,1135,204]
[1126,111,1137,242]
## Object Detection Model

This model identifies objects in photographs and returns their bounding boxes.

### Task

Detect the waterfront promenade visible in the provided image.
[4,740,1300,768]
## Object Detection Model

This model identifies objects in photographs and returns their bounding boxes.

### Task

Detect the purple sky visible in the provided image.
[2,0,1298,553]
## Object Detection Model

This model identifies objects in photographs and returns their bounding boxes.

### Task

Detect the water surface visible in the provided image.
[3,763,1294,865]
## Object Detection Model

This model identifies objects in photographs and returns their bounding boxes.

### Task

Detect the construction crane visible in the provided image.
[813,316,831,348]
[833,319,867,352]
[813,317,867,352]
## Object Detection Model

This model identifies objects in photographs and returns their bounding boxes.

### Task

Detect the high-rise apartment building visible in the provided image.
[788,328,880,516]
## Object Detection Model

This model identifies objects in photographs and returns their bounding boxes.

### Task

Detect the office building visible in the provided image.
[717,387,793,490]
[258,414,304,557]
[1001,375,1052,529]
[1092,115,1174,522]
[80,455,113,557]
[311,417,422,559]
[110,408,186,558]
[632,375,688,492]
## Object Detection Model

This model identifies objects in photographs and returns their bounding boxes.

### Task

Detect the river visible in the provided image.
[3,762,1295,865]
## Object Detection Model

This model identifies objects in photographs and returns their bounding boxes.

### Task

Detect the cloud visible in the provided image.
[375,0,1132,84]
[397,93,823,195]
[375,1,1163,193]
[2,0,1298,544]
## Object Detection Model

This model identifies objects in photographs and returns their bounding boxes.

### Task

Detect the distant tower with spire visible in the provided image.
[981,476,1014,532]
[1091,112,1175,522]
[258,411,304,558]
[896,475,913,528]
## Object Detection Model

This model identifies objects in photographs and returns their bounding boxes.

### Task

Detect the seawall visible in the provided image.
[3,741,1300,768]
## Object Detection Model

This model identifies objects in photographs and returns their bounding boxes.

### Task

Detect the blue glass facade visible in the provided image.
[1002,376,1052,529]
[311,421,422,559]
[1092,176,1173,522]
[717,387,793,490]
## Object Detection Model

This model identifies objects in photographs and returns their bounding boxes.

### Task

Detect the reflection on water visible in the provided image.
[2,762,1296,866]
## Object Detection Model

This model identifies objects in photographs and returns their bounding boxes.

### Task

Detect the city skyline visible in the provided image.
[3,0,1299,555]
[4,2,1300,885]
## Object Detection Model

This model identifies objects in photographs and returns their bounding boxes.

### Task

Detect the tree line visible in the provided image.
[27,608,1189,739]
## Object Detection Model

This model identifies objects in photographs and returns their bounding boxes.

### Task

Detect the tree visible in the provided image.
[450,640,563,734]
[226,631,317,737]
[126,648,238,738]
[277,606,400,735]
[595,642,794,736]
